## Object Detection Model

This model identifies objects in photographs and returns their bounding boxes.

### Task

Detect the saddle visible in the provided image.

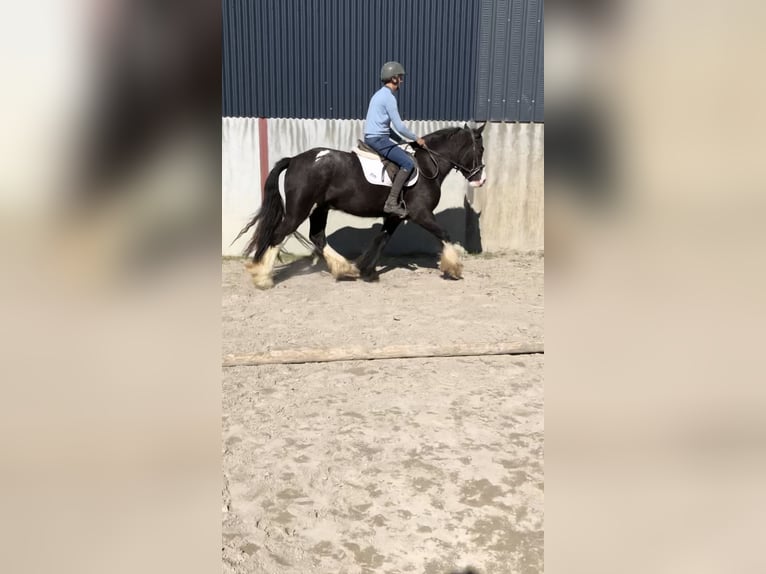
[351,140,419,188]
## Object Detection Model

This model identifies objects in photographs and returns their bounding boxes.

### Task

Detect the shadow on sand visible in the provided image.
[271,254,323,286]
[327,201,482,259]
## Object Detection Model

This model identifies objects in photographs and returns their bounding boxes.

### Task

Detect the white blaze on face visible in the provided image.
[469,168,487,187]
[314,150,331,162]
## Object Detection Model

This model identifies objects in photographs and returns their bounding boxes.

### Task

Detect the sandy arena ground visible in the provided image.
[222,252,544,574]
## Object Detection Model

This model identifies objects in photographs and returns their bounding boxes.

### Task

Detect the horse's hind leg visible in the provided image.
[357,217,403,280]
[309,206,359,280]
[245,233,284,290]
[247,196,315,289]
[245,246,281,289]
[408,209,465,279]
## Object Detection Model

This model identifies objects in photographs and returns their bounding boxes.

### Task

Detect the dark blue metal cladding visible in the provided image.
[473,0,544,121]
[222,0,543,122]
[533,12,544,122]
[518,0,542,121]
[506,0,525,120]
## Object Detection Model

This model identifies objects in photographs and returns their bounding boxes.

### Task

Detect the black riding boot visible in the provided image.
[384,168,411,218]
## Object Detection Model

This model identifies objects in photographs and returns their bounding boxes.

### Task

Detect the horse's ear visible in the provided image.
[463,122,469,130]
[476,122,486,134]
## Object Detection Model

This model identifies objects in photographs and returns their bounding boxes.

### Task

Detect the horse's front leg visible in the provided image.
[408,208,465,279]
[356,216,403,280]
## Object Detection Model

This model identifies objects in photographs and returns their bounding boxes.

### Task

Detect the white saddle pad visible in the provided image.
[351,147,419,187]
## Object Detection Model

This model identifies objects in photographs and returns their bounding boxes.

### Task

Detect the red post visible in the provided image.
[258,117,269,202]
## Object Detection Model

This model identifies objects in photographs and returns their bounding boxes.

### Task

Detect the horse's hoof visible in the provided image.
[359,265,380,283]
[246,263,273,289]
[323,246,360,279]
[251,276,274,290]
[346,265,361,279]
[439,262,464,279]
[332,265,360,281]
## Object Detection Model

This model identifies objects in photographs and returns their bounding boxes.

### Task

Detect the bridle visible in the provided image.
[416,129,485,181]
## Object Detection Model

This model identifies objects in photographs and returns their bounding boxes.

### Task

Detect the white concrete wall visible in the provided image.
[469,122,545,252]
[222,118,262,255]
[222,118,543,256]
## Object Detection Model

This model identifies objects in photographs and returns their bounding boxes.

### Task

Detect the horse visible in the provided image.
[235,123,487,289]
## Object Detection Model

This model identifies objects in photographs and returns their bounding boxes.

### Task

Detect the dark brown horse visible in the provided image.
[236,124,486,288]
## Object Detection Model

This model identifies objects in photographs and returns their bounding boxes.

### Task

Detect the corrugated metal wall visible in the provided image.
[222,0,544,122]
[474,0,544,122]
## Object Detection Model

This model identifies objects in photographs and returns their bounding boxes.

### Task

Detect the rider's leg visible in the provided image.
[384,168,410,217]
[382,146,415,217]
[359,140,414,218]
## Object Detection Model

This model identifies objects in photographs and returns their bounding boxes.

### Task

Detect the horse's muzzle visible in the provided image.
[469,169,486,187]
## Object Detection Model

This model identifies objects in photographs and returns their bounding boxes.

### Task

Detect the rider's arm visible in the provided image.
[388,129,404,144]
[384,95,419,142]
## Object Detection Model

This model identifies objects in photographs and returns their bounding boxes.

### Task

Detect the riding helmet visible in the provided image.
[380,61,406,82]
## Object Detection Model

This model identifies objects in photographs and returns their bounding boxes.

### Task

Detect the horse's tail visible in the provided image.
[234,157,291,261]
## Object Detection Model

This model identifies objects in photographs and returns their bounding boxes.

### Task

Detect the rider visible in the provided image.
[364,61,427,218]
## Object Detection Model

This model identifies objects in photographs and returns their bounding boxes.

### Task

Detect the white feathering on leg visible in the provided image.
[246,245,280,289]
[439,242,464,279]
[322,244,360,279]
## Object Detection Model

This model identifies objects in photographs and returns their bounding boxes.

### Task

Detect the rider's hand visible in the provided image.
[416,137,427,148]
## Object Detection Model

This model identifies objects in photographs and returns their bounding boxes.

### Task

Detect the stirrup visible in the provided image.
[384,200,407,218]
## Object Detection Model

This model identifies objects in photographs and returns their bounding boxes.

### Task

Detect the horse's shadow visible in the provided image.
[327,202,482,262]
[271,254,323,285]
[271,251,377,286]
[374,254,439,277]
[271,252,428,286]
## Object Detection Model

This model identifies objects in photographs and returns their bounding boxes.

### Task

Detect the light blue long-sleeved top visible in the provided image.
[363,86,418,141]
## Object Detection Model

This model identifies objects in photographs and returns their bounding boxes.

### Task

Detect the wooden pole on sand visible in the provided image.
[223,341,543,367]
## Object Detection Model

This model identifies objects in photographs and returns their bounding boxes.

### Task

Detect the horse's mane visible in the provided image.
[424,127,464,142]
[423,127,473,151]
